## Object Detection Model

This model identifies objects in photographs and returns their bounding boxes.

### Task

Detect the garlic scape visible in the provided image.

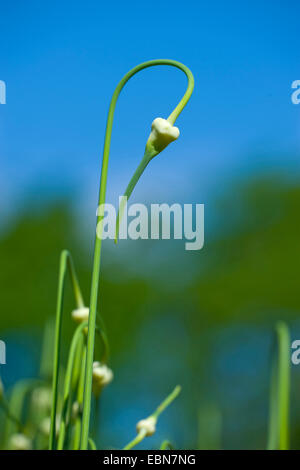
[81,60,194,449]
[114,60,194,242]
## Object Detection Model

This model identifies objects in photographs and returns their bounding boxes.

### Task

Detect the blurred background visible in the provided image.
[1,0,300,449]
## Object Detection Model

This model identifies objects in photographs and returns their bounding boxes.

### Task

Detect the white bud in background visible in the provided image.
[40,415,60,437]
[136,416,157,437]
[146,117,180,155]
[31,387,52,412]
[9,433,32,450]
[71,307,89,324]
[92,362,113,396]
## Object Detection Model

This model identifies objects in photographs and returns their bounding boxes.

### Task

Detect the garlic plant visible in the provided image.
[80,59,194,449]
[48,59,194,450]
[0,59,293,451]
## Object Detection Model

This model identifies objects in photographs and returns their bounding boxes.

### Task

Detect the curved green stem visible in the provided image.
[267,322,290,450]
[57,321,88,450]
[73,347,87,450]
[95,322,110,363]
[81,59,193,450]
[115,61,194,242]
[49,250,85,450]
[88,437,97,450]
[160,440,174,450]
[152,385,181,420]
[56,322,106,450]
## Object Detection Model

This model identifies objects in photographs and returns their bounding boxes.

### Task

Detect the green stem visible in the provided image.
[267,322,290,450]
[81,59,193,450]
[152,385,181,420]
[57,321,87,450]
[40,318,55,380]
[71,325,105,450]
[88,437,97,450]
[73,347,87,450]
[267,356,278,450]
[115,153,150,243]
[124,429,147,451]
[49,250,85,450]
[160,440,174,450]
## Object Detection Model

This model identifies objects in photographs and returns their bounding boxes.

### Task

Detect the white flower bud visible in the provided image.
[136,416,157,437]
[92,362,113,396]
[9,433,32,450]
[71,307,89,324]
[146,117,180,155]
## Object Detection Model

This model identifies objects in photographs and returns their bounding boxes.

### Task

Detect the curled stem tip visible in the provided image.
[114,60,194,243]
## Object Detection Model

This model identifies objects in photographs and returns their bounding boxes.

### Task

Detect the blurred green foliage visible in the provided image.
[1,175,300,449]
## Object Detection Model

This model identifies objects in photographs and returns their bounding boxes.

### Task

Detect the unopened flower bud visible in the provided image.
[146,118,180,155]
[136,416,157,437]
[71,307,89,324]
[92,362,113,396]
[9,433,32,450]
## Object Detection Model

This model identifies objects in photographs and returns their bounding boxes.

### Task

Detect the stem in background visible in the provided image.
[267,355,278,450]
[0,400,22,429]
[40,318,55,380]
[277,322,290,450]
[92,397,100,443]
[73,347,87,450]
[267,322,290,450]
[72,334,84,391]
[3,379,42,445]
[81,59,194,450]
[57,321,88,450]
[49,250,85,450]
[197,404,222,450]
[88,437,97,450]
[95,323,110,363]
[152,385,181,419]
[160,440,174,450]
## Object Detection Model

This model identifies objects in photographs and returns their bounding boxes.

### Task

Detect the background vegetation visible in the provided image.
[1,173,300,449]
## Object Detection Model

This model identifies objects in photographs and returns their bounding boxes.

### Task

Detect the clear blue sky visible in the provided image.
[0,0,299,221]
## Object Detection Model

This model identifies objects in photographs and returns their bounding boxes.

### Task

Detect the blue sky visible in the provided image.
[0,0,300,222]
